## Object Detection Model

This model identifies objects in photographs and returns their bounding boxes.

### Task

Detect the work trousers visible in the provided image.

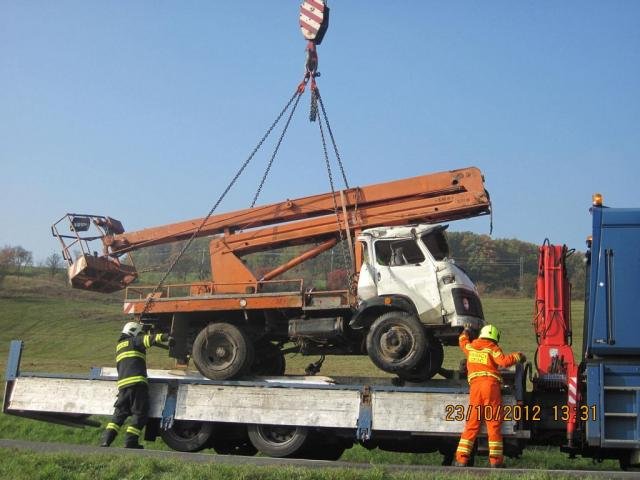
[455,377,504,466]
[105,383,150,445]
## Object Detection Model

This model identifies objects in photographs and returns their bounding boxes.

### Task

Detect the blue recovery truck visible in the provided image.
[525,195,640,469]
[577,195,640,468]
[3,194,640,468]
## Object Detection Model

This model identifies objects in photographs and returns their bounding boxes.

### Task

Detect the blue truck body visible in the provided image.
[582,203,640,464]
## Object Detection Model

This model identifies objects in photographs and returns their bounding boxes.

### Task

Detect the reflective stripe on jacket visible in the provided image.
[458,332,521,384]
[115,333,167,389]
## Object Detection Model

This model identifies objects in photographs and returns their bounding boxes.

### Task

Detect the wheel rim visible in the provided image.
[257,425,299,447]
[378,324,416,363]
[202,332,239,372]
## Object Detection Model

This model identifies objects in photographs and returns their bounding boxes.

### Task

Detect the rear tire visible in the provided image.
[366,311,427,373]
[192,323,252,380]
[247,424,310,458]
[160,421,213,452]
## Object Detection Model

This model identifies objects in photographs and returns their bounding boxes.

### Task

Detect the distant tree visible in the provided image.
[0,244,34,277]
[13,246,33,274]
[0,246,11,286]
[45,252,63,278]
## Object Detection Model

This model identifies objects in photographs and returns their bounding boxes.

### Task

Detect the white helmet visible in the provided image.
[122,321,143,337]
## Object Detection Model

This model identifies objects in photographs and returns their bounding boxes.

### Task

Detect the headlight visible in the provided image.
[441,274,456,285]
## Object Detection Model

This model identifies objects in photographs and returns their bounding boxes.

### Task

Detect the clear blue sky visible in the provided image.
[1,1,639,262]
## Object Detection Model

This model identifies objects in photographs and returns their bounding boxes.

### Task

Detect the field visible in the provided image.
[0,272,619,478]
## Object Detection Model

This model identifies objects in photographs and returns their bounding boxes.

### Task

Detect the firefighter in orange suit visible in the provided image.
[454,324,525,468]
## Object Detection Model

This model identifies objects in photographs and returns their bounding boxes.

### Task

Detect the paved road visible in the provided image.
[0,438,636,478]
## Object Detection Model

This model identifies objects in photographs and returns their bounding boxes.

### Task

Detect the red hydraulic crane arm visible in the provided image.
[106,167,490,256]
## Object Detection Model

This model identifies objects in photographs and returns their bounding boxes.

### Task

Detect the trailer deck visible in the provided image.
[4,340,528,446]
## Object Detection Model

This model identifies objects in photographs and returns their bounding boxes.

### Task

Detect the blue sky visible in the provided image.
[1,1,639,262]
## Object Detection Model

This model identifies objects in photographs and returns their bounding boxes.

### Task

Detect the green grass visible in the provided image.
[0,450,604,480]
[0,272,618,472]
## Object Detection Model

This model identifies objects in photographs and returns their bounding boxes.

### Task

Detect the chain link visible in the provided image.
[317,93,349,189]
[309,86,319,122]
[315,89,354,286]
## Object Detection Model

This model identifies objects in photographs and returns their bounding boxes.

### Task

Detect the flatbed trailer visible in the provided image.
[3,340,528,462]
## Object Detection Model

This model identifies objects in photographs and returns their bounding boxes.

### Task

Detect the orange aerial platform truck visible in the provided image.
[52,167,491,381]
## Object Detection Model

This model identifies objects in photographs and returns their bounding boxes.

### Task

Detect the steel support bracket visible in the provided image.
[5,340,23,381]
[356,385,372,441]
[160,383,179,431]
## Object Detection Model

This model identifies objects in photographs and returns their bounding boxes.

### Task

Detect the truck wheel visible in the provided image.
[160,420,214,452]
[247,424,310,458]
[250,341,286,376]
[366,311,427,373]
[398,336,444,382]
[192,323,252,380]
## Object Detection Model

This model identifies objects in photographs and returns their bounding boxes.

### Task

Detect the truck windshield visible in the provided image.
[421,230,449,261]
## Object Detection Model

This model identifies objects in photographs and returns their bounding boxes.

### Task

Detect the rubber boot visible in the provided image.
[100,429,117,447]
[124,435,144,449]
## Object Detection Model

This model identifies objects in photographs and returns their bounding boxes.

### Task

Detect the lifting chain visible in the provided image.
[139,88,304,318]
[314,85,354,287]
[251,91,304,207]
[140,0,350,316]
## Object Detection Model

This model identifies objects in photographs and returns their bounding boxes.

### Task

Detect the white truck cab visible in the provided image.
[357,224,484,330]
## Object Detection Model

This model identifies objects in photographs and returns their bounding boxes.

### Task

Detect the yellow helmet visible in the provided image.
[479,324,501,343]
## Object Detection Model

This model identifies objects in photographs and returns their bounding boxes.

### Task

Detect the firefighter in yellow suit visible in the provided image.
[101,322,172,449]
[454,324,525,468]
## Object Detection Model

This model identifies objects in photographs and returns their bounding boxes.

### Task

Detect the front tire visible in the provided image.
[366,311,427,373]
[192,322,252,380]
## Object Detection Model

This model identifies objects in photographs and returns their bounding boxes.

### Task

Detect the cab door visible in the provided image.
[373,238,441,322]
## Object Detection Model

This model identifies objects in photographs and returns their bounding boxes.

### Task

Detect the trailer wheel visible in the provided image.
[247,424,310,458]
[398,336,444,382]
[160,420,214,452]
[250,341,286,376]
[192,323,252,380]
[366,311,427,373]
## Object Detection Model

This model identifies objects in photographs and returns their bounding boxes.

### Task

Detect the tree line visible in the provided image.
[130,231,587,299]
[1,232,586,299]
[0,245,63,286]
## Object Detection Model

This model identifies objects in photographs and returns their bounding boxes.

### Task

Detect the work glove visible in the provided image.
[167,336,176,347]
[517,352,527,363]
[158,333,173,344]
[463,323,478,340]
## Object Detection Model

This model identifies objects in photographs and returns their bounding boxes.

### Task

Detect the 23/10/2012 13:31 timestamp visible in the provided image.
[444,404,597,422]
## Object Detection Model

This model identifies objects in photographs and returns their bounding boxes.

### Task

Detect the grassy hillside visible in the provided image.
[1,272,615,471]
[0,272,585,376]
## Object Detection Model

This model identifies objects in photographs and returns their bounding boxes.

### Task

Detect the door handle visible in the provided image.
[377,272,381,281]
